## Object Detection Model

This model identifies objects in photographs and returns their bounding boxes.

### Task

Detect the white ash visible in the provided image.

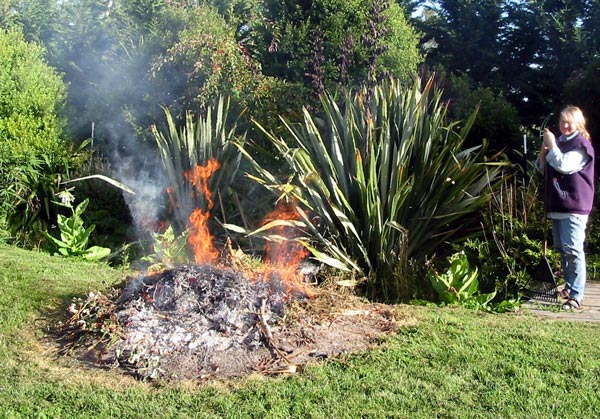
[107,264,290,380]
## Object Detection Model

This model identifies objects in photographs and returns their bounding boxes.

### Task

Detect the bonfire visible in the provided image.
[56,159,399,381]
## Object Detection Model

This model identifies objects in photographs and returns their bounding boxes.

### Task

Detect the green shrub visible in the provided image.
[0,28,76,243]
[460,174,559,299]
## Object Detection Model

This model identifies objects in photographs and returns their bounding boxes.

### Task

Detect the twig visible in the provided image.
[257,298,290,363]
[64,298,92,325]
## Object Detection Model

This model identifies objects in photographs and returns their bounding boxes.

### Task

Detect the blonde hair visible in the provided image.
[560,105,591,141]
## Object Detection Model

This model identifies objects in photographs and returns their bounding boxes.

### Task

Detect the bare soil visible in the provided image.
[55,264,402,382]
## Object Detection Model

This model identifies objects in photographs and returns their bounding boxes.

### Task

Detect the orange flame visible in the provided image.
[259,200,314,297]
[184,158,221,264]
[262,200,309,265]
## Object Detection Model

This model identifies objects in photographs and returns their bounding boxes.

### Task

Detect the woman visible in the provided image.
[537,106,595,310]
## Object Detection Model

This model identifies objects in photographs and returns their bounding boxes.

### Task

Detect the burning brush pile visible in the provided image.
[55,160,400,381]
[74,263,300,380]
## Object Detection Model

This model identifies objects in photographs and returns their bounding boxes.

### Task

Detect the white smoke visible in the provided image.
[107,130,169,238]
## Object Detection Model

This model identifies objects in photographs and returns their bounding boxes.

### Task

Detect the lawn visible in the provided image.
[1,243,599,418]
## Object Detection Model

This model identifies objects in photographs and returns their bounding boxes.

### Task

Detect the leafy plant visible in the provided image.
[428,251,496,308]
[43,190,111,261]
[0,29,75,243]
[239,77,506,301]
[141,225,189,272]
[460,172,559,299]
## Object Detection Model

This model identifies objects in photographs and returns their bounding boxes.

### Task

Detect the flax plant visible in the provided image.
[241,78,506,301]
[151,97,243,233]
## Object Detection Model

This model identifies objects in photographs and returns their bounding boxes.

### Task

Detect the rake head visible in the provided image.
[522,256,559,303]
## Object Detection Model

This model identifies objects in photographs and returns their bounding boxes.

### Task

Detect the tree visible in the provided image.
[0,0,59,43]
[519,0,592,121]
[250,0,421,94]
[413,0,599,130]
[563,57,600,142]
[581,0,600,52]
[414,0,505,87]
[39,0,179,151]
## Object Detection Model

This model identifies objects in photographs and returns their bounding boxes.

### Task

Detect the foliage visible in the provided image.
[563,56,600,141]
[149,3,266,116]
[6,0,600,162]
[0,0,59,42]
[141,225,189,272]
[151,96,244,234]
[0,28,77,242]
[374,1,423,81]
[514,0,599,124]
[445,73,522,154]
[459,173,560,300]
[250,0,421,91]
[0,27,65,148]
[40,0,181,151]
[242,77,506,301]
[427,251,496,309]
[26,0,286,154]
[43,190,111,261]
[412,0,599,131]
[414,0,505,88]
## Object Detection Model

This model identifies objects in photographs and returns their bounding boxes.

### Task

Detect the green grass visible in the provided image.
[1,244,600,418]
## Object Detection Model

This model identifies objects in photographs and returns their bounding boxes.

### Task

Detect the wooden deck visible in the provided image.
[523,280,600,322]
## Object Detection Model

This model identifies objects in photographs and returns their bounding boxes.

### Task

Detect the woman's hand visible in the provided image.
[543,128,556,150]
[537,128,555,166]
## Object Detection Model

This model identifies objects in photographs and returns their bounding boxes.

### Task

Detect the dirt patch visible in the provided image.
[55,264,402,382]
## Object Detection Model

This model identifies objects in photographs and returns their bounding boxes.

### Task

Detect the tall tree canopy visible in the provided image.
[411,0,600,146]
[1,0,421,151]
[4,0,597,153]
[247,0,421,95]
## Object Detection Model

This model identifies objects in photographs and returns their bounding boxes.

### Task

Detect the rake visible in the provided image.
[522,237,559,303]
[522,114,559,303]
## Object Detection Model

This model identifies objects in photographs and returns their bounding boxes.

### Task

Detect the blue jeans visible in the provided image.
[551,215,589,302]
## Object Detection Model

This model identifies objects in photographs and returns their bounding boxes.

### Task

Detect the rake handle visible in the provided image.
[542,163,549,257]
[539,113,554,259]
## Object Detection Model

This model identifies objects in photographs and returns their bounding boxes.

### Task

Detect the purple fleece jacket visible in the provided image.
[546,133,595,215]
